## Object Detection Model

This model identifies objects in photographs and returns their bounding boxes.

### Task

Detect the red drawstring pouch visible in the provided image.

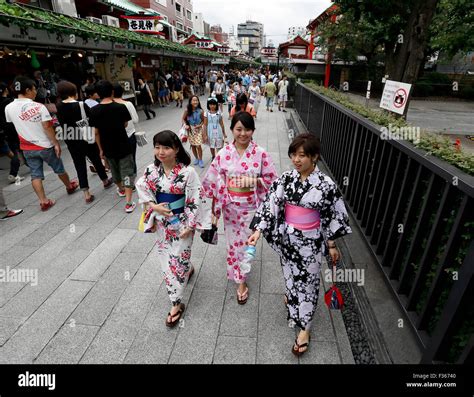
[324,257,344,310]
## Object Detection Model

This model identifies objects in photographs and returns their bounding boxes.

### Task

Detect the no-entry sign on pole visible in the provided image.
[379,79,412,115]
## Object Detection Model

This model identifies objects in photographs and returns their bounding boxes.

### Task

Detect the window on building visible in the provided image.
[186,9,192,20]
[175,3,181,13]
[177,22,184,31]
[154,0,167,6]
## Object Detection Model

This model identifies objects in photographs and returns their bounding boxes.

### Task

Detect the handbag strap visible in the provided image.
[78,101,87,120]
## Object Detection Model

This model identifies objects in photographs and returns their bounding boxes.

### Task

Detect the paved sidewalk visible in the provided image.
[0,99,354,364]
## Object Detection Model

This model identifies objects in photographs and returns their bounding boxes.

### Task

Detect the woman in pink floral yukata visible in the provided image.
[135,130,211,327]
[202,112,278,304]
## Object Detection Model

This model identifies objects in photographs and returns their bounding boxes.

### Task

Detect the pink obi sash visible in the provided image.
[285,203,320,231]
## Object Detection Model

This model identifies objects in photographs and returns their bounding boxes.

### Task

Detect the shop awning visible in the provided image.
[101,0,157,15]
[0,2,222,60]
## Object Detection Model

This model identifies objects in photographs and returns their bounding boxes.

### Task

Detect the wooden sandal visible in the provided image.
[292,335,311,357]
[165,303,185,328]
[237,287,249,305]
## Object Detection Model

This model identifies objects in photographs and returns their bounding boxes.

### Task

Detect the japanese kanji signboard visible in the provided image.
[121,15,164,35]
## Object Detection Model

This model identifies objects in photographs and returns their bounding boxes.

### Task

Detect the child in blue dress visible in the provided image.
[203,97,226,161]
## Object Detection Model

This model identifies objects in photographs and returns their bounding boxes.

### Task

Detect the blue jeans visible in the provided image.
[23,147,65,180]
[266,97,274,108]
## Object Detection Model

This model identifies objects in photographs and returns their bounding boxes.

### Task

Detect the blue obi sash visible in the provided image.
[156,192,185,215]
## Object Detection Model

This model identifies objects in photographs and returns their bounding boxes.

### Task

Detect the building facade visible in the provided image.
[237,20,264,58]
[192,12,209,36]
[131,0,194,38]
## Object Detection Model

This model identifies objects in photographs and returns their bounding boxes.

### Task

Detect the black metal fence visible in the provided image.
[294,82,474,364]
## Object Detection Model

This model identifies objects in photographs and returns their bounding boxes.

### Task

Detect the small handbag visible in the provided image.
[138,207,156,233]
[200,215,218,245]
[324,256,344,310]
[135,131,148,147]
[178,124,188,143]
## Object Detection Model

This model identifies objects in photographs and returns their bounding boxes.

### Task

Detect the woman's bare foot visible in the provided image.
[237,282,249,304]
[293,329,311,355]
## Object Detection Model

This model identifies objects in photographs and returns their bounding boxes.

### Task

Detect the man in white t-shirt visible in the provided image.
[278,75,289,112]
[5,77,78,211]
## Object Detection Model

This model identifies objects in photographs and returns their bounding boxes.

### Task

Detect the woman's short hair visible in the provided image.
[288,132,321,159]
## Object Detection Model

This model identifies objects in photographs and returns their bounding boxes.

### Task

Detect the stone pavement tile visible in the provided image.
[299,341,342,364]
[189,237,209,263]
[69,228,136,282]
[219,286,259,338]
[310,302,338,343]
[121,232,156,254]
[71,252,146,326]
[0,316,24,346]
[213,335,257,364]
[168,289,226,364]
[258,293,296,338]
[0,279,93,363]
[123,327,177,364]
[0,250,90,320]
[79,318,141,364]
[0,245,38,269]
[72,201,118,227]
[0,225,88,307]
[17,224,65,247]
[123,286,178,364]
[35,324,100,364]
[68,209,127,253]
[0,222,43,255]
[256,333,297,364]
[0,206,37,236]
[117,208,142,230]
[168,333,217,364]
[194,241,229,292]
[260,244,285,295]
[79,256,162,363]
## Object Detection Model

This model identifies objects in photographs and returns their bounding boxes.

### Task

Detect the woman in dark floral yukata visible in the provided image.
[248,133,352,356]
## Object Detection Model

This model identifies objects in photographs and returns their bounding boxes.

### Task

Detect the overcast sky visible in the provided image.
[193,0,333,45]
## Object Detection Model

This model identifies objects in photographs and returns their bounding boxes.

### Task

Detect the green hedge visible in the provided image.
[0,0,221,59]
[303,82,474,176]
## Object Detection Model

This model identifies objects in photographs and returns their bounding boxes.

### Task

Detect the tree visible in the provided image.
[318,0,443,84]
[429,0,474,58]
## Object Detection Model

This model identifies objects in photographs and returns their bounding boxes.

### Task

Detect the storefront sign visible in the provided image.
[217,47,231,55]
[195,40,213,49]
[261,47,277,56]
[121,15,164,35]
[211,57,230,65]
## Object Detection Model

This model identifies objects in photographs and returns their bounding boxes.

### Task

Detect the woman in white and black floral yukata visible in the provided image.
[136,130,211,328]
[248,133,352,356]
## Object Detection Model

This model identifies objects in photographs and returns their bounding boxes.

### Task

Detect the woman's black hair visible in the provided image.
[288,132,321,160]
[230,111,255,131]
[84,84,97,98]
[186,95,202,121]
[153,130,191,167]
[207,97,218,110]
[112,82,123,98]
[235,93,248,110]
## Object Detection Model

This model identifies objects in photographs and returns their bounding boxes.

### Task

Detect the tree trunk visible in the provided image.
[384,0,439,83]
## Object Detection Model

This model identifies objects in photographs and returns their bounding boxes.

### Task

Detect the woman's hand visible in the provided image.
[247,230,261,246]
[151,202,173,217]
[179,227,193,239]
[329,247,340,262]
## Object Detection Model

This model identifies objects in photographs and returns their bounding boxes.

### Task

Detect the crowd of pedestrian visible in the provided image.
[0,64,350,359]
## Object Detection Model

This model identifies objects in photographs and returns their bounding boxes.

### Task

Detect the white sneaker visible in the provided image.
[125,202,136,213]
[8,175,25,184]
